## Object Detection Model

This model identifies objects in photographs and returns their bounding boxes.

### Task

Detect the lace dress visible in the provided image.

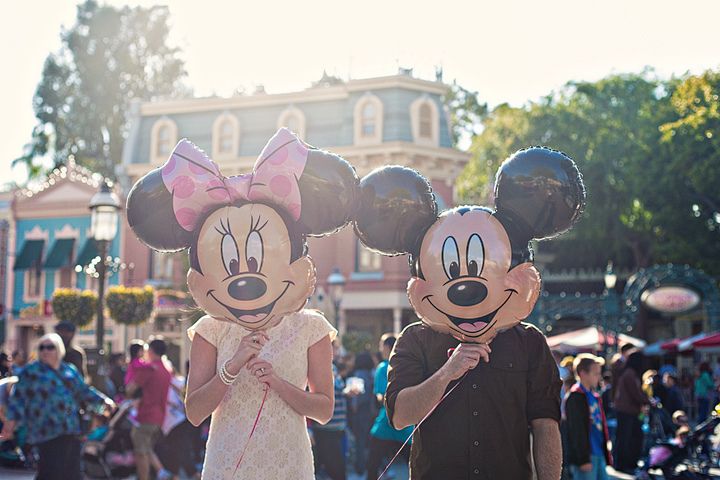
[187,310,337,479]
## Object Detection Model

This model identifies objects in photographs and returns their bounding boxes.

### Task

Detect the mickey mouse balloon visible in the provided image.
[127,128,358,331]
[354,147,585,343]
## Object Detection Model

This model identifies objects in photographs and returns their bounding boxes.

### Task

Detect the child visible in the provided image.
[565,353,612,480]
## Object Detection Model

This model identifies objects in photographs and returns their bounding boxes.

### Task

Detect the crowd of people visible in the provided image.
[0,322,413,480]
[310,334,413,480]
[557,342,720,478]
[0,322,205,480]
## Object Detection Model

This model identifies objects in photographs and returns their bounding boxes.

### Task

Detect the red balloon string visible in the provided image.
[377,371,468,480]
[233,386,269,477]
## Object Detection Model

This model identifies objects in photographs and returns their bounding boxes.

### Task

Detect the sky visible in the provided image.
[2,0,719,185]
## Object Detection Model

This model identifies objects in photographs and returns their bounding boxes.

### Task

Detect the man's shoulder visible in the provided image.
[497,322,550,347]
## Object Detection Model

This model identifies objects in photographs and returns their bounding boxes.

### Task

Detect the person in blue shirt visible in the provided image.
[0,333,114,480]
[565,353,612,480]
[366,333,413,480]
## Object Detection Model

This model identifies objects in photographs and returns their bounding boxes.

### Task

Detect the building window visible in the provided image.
[218,120,234,153]
[151,251,175,283]
[419,103,433,138]
[151,117,178,164]
[57,266,74,289]
[277,106,306,139]
[356,240,382,272]
[157,126,171,156]
[362,103,376,137]
[212,112,240,159]
[410,96,439,146]
[26,267,43,299]
[354,93,383,145]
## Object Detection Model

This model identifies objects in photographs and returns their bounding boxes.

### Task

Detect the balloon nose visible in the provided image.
[227,277,267,301]
[447,280,488,307]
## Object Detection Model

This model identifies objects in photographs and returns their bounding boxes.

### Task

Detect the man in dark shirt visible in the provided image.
[55,322,88,380]
[386,322,562,480]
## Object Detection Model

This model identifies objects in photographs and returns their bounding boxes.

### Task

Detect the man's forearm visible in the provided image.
[392,369,452,429]
[531,418,561,480]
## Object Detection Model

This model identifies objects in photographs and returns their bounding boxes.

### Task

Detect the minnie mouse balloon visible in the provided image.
[127,128,359,331]
[354,147,585,343]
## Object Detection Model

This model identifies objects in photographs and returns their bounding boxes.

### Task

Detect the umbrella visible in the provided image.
[692,332,720,353]
[546,326,646,352]
[643,340,667,356]
[678,332,711,352]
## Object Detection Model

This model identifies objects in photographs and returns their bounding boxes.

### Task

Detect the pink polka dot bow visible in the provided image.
[161,128,309,232]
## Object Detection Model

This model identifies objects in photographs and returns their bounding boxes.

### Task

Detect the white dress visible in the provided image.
[187,310,337,479]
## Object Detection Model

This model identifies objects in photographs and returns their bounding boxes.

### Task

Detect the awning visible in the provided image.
[693,332,720,352]
[13,239,44,270]
[44,238,75,268]
[75,239,99,267]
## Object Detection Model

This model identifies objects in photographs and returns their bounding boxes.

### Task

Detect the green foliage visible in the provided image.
[105,285,155,325]
[444,81,488,147]
[52,289,98,327]
[15,0,188,179]
[458,70,720,274]
[342,330,374,354]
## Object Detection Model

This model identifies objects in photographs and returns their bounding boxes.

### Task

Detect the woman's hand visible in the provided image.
[247,358,282,391]
[226,332,269,375]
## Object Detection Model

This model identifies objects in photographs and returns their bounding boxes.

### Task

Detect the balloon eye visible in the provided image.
[221,234,240,277]
[466,234,484,277]
[442,237,461,280]
[246,231,264,274]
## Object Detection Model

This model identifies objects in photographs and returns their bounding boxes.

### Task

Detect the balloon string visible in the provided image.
[233,386,269,477]
[377,371,468,480]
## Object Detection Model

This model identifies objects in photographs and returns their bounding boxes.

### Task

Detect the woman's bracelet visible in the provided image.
[218,360,239,386]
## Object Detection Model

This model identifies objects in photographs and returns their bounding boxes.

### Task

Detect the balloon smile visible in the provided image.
[423,290,516,336]
[208,280,294,324]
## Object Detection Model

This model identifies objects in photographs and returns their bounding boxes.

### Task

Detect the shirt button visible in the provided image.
[472,383,478,389]
[473,411,478,416]
[474,468,480,474]
[474,440,479,446]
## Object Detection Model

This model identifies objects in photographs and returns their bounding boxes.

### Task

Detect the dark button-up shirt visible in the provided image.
[6,361,107,444]
[386,322,561,480]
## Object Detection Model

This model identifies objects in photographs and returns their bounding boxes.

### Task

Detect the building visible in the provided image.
[4,160,125,355]
[119,71,470,353]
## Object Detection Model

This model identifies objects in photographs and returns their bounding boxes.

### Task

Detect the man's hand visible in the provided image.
[440,343,491,381]
[579,462,592,472]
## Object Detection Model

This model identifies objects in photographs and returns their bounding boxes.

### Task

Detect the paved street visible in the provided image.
[0,465,648,479]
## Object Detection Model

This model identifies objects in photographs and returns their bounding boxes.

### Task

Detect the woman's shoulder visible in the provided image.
[187,315,232,346]
[292,309,337,344]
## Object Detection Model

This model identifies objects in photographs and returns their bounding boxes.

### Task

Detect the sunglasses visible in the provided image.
[38,344,56,351]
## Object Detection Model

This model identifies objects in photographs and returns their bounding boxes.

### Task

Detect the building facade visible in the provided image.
[4,161,124,355]
[119,72,470,355]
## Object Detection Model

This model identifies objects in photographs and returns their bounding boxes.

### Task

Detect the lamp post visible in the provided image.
[604,261,618,358]
[327,268,346,336]
[89,181,121,356]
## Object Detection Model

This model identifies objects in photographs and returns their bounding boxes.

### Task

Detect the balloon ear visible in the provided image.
[494,146,585,242]
[126,167,193,252]
[297,149,359,236]
[504,262,541,319]
[354,166,438,256]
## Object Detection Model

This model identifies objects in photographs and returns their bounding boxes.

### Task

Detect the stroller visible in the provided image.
[83,400,137,479]
[637,408,720,479]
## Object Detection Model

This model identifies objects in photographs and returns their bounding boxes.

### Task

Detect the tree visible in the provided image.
[105,285,155,325]
[651,70,720,274]
[458,71,686,272]
[444,81,488,147]
[52,289,98,327]
[14,0,188,179]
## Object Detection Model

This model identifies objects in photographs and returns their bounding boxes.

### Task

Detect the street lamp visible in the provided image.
[89,181,121,356]
[603,261,617,358]
[327,267,346,336]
